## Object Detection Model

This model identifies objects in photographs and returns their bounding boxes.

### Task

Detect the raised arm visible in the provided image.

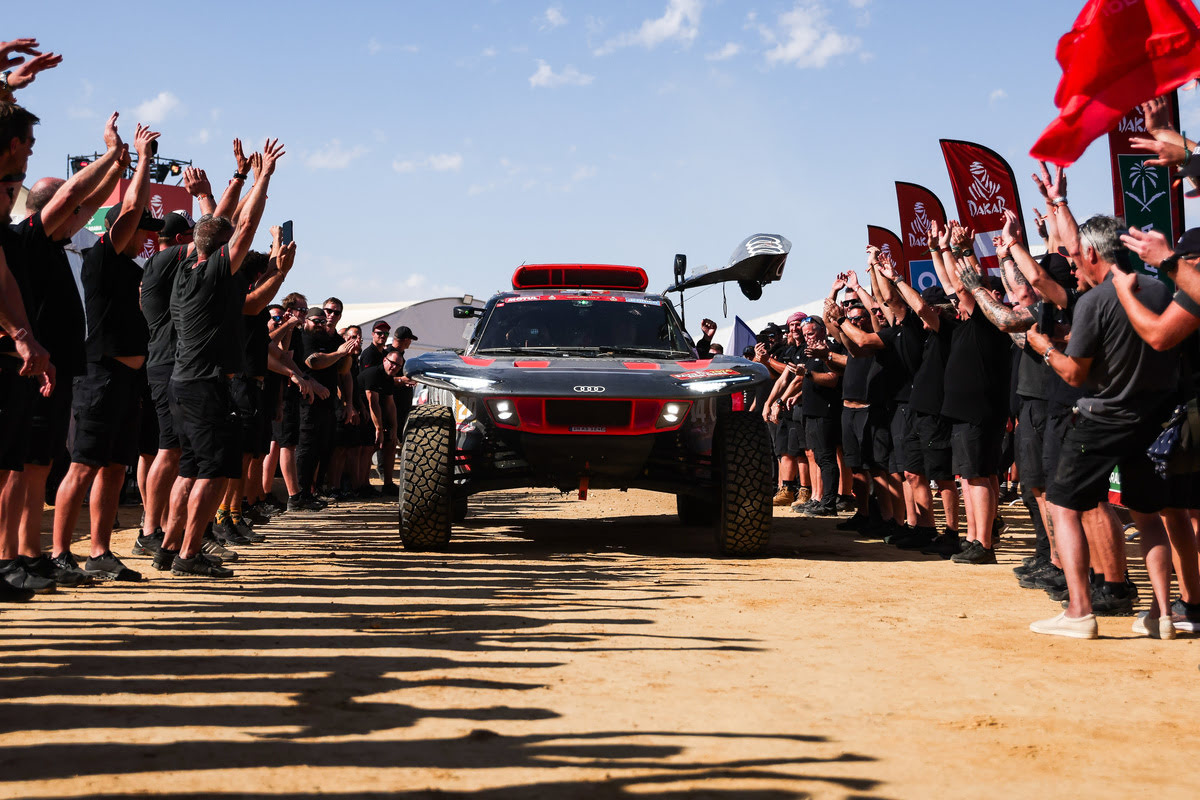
[0,39,61,102]
[228,139,286,273]
[876,258,940,332]
[1032,162,1079,262]
[244,231,295,315]
[214,138,250,221]
[41,112,124,239]
[109,124,160,253]
[957,260,1034,334]
[183,167,216,217]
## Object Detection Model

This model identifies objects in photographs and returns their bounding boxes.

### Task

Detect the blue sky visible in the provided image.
[9,0,1200,329]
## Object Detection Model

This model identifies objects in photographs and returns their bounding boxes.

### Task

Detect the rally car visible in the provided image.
[399,235,790,555]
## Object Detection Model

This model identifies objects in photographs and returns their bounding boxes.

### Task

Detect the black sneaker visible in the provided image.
[992,516,1007,542]
[1013,554,1050,578]
[1087,583,1136,616]
[83,551,142,582]
[835,495,856,513]
[882,524,914,545]
[952,540,996,564]
[241,505,271,526]
[213,519,252,546]
[835,513,869,532]
[263,495,288,513]
[152,546,180,572]
[920,531,963,558]
[796,500,837,518]
[171,551,235,578]
[132,528,165,556]
[0,558,56,593]
[896,526,939,551]
[24,554,92,588]
[1018,562,1062,590]
[287,493,327,512]
[201,534,238,563]
[232,518,265,543]
[49,551,97,587]
[861,518,899,540]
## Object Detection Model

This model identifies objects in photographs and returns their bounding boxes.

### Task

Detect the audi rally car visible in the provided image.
[399,235,791,554]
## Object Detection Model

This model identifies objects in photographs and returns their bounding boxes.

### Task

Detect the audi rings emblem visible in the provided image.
[573,385,606,393]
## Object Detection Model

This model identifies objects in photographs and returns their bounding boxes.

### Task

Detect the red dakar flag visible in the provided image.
[895,182,949,293]
[1031,0,1200,166]
[1108,93,1186,276]
[866,226,905,281]
[940,139,1029,275]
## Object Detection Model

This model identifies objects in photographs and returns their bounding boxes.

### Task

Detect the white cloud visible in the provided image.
[392,153,464,173]
[706,42,741,61]
[132,91,181,124]
[542,7,567,29]
[758,2,860,69]
[481,47,498,57]
[571,165,598,181]
[989,89,1007,104]
[595,0,701,55]
[529,59,594,88]
[189,128,212,145]
[847,0,870,7]
[367,37,383,55]
[304,139,368,170]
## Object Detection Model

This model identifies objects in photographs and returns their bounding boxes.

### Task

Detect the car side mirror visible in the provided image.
[453,306,480,319]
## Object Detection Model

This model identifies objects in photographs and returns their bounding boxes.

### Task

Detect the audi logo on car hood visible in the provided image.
[573,385,606,393]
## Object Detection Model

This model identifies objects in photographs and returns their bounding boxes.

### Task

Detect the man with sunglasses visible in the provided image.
[361,348,405,493]
[294,306,356,500]
[360,320,390,369]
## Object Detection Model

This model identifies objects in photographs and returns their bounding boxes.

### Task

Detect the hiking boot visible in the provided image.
[896,526,939,551]
[835,513,869,532]
[772,487,797,506]
[1030,611,1098,639]
[232,518,265,543]
[1170,597,1200,633]
[835,494,856,513]
[920,530,963,558]
[23,554,91,588]
[132,528,165,556]
[152,546,179,572]
[795,486,812,506]
[1,558,57,593]
[83,551,142,582]
[49,551,97,587]
[171,551,235,578]
[201,534,238,563]
[213,519,251,546]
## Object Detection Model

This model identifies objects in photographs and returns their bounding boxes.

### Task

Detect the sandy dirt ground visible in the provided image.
[2,487,1198,799]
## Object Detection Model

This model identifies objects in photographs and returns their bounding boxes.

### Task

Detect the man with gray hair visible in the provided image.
[1026,214,1180,639]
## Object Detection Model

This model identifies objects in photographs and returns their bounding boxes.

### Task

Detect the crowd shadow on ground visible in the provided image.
[2,493,894,799]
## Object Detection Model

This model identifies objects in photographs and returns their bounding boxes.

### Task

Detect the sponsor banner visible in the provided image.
[1108,466,1122,507]
[866,225,905,282]
[894,181,948,280]
[1108,95,1185,279]
[85,180,194,261]
[673,368,740,381]
[907,258,940,294]
[940,139,1029,275]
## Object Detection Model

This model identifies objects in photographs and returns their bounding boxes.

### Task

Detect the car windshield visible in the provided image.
[474,297,692,356]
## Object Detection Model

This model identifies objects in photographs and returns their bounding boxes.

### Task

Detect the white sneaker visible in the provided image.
[1030,611,1098,639]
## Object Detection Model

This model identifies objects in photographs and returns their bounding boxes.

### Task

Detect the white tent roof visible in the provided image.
[342,296,485,355]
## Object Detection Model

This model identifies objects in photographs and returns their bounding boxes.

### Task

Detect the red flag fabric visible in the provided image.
[940,140,1028,275]
[866,225,905,281]
[894,182,948,280]
[1031,0,1200,167]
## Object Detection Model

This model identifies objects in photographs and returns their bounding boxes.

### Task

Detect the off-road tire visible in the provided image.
[399,405,455,550]
[713,411,772,555]
[676,493,718,526]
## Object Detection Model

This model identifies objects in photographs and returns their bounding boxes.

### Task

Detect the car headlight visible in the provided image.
[684,375,755,393]
[656,400,691,428]
[424,372,497,392]
[487,398,520,426]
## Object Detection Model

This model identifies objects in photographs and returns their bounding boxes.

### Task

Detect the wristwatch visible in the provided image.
[1043,346,1056,365]
[11,327,28,342]
[1160,254,1179,273]
[0,71,11,92]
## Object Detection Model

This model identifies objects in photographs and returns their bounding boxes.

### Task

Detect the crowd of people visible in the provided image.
[0,39,419,596]
[728,98,1200,640]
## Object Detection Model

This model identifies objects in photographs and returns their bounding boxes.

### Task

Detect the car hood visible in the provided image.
[405,350,770,399]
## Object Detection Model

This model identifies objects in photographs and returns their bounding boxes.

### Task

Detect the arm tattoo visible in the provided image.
[1009,331,1027,349]
[973,287,1034,331]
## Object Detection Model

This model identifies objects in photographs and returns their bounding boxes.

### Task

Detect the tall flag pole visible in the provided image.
[939,139,1028,276]
[866,225,905,281]
[1108,92,1186,277]
[894,182,949,292]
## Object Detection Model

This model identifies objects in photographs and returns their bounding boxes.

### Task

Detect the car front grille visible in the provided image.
[544,399,633,429]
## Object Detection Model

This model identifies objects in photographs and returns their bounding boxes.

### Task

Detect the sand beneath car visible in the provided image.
[2,487,1197,799]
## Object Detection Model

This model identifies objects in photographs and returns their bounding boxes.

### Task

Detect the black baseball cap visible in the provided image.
[1039,252,1076,290]
[159,211,194,238]
[1172,227,1200,257]
[392,325,418,341]
[372,320,391,332]
[104,205,164,232]
[305,307,326,319]
[920,285,949,305]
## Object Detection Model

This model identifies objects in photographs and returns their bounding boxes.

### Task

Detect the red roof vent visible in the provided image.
[511,263,648,292]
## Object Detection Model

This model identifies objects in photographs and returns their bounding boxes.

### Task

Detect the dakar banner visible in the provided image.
[1108,93,1185,277]
[940,139,1029,275]
[895,181,949,293]
[866,225,905,284]
[85,180,194,261]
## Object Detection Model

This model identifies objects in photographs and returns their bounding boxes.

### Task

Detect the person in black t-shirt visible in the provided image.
[362,349,405,491]
[791,317,845,517]
[4,112,129,590]
[360,320,390,369]
[50,122,162,584]
[764,315,811,506]
[159,137,285,578]
[296,306,357,498]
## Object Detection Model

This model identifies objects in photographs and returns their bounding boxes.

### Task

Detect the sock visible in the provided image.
[783,480,798,491]
[215,506,231,523]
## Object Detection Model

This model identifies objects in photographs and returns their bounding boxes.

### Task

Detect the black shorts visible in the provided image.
[272,388,301,448]
[25,374,73,467]
[1047,410,1171,514]
[888,403,912,475]
[137,378,158,456]
[0,365,36,471]
[147,364,179,451]
[230,376,265,457]
[841,407,869,471]
[951,419,1004,480]
[904,411,953,481]
[70,358,144,468]
[1043,403,1071,484]
[772,415,804,458]
[170,377,241,480]
[1016,398,1048,489]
